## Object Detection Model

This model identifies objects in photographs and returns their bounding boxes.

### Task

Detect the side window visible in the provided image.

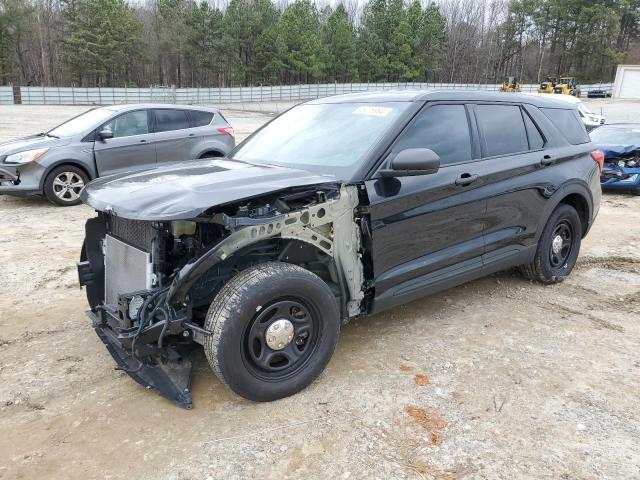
[189,110,214,127]
[523,111,545,150]
[103,111,149,138]
[540,108,589,145]
[476,104,528,157]
[154,109,190,132]
[391,104,472,165]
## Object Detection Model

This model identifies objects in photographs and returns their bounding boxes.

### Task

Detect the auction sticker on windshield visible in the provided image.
[353,106,393,117]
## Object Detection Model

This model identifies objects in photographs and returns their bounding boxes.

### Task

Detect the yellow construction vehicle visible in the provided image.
[501,76,521,92]
[538,76,557,93]
[553,76,581,97]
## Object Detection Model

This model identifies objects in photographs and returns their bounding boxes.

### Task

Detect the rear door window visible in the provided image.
[391,104,472,165]
[189,110,214,127]
[540,108,590,144]
[476,104,529,157]
[154,109,190,132]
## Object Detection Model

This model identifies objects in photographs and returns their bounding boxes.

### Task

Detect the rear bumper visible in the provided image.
[88,309,194,409]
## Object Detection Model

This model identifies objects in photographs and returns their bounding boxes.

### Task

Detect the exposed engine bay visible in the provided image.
[78,183,369,408]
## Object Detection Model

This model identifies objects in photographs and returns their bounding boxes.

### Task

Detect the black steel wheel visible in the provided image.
[520,204,582,284]
[548,220,574,268]
[204,262,340,401]
[243,298,319,381]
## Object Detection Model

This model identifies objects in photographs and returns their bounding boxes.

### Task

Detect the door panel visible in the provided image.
[93,110,156,176]
[153,109,196,164]
[480,152,550,257]
[473,104,553,264]
[366,165,487,298]
[365,103,487,306]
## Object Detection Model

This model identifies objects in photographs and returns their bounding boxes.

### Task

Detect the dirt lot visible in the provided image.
[1,100,639,480]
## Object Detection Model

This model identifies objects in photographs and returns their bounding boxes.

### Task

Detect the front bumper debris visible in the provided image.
[87,309,194,409]
[0,167,19,183]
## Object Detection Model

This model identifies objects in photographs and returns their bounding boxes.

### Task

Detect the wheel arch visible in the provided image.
[189,237,350,320]
[198,149,225,159]
[537,181,594,240]
[166,185,363,319]
[40,160,94,191]
[559,192,590,236]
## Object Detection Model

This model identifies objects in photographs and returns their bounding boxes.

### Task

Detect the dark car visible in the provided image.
[0,104,235,206]
[77,91,602,408]
[590,124,640,192]
[587,89,612,98]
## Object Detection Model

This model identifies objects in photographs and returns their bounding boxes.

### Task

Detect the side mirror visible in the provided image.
[379,148,441,177]
[98,129,113,140]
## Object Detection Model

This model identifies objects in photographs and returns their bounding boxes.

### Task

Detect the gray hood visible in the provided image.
[81,158,339,220]
[0,134,69,159]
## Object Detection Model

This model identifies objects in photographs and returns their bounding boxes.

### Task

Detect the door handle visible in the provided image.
[540,155,553,166]
[139,139,147,143]
[455,173,479,186]
[188,133,196,137]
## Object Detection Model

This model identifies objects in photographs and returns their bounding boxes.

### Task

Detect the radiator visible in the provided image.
[104,234,153,307]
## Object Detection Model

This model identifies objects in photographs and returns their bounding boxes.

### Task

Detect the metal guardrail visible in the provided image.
[0,83,614,106]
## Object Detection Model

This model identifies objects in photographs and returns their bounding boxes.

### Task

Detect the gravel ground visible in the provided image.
[0,100,639,480]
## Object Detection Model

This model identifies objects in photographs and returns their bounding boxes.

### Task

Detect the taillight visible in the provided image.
[217,126,235,140]
[590,150,604,172]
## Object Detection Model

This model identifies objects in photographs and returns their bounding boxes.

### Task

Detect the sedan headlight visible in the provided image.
[4,148,49,165]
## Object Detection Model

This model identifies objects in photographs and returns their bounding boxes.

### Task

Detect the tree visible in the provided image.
[184,1,227,86]
[278,0,326,83]
[0,0,31,84]
[225,0,279,85]
[60,0,144,86]
[323,4,357,82]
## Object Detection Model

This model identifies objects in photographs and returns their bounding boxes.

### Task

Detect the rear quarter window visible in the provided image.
[189,110,214,127]
[540,108,590,145]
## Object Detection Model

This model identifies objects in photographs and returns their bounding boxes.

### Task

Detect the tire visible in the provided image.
[44,165,89,206]
[520,204,582,284]
[204,262,340,401]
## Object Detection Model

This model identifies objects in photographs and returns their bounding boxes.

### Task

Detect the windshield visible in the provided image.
[48,108,116,138]
[590,127,640,145]
[230,102,411,178]
[577,103,594,115]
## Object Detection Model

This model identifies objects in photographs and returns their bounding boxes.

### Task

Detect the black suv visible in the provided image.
[78,91,602,408]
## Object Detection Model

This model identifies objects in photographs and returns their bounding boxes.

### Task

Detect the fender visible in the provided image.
[166,185,365,317]
[39,159,97,190]
[193,139,231,159]
[534,177,595,242]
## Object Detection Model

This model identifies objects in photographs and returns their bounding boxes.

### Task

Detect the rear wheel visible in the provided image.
[520,204,582,284]
[44,165,88,206]
[204,262,340,401]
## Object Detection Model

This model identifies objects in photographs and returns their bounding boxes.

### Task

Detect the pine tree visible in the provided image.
[60,0,143,86]
[323,4,358,82]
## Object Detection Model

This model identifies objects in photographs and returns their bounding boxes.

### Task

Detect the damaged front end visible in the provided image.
[600,145,640,191]
[78,183,367,409]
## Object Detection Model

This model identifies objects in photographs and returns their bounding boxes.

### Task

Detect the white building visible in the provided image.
[613,65,640,99]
